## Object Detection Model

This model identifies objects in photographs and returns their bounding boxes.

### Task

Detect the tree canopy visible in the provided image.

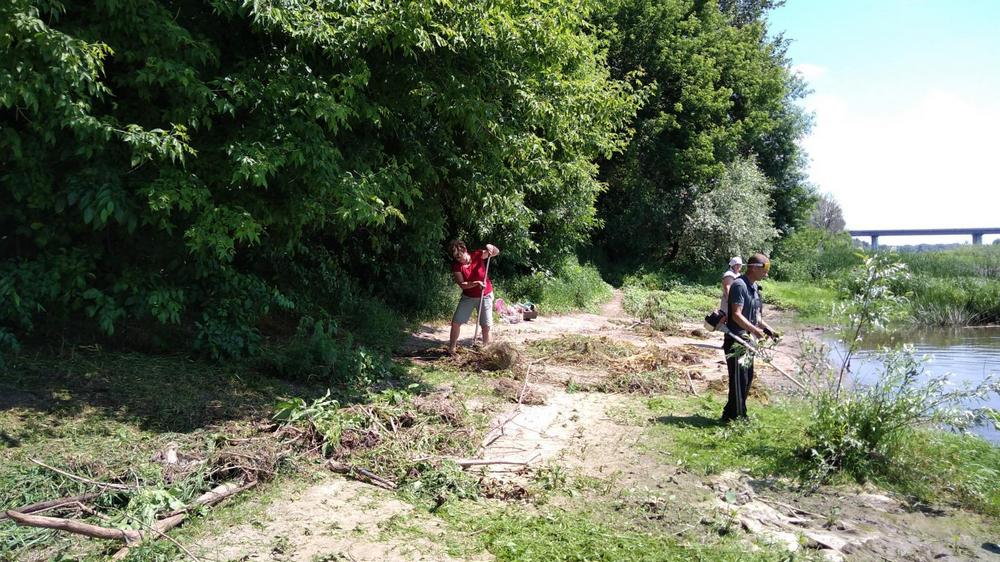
[1,0,642,356]
[594,0,812,263]
[1,0,813,359]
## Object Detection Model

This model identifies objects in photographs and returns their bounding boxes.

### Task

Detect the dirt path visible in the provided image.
[192,295,998,561]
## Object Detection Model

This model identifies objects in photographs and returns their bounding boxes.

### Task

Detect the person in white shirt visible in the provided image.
[718,256,743,326]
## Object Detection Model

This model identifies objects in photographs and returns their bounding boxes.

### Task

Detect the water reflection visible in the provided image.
[824,326,1000,443]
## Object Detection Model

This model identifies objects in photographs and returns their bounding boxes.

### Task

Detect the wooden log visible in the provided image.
[0,492,102,521]
[5,510,141,544]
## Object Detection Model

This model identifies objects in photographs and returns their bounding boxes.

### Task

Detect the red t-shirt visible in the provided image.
[452,250,493,298]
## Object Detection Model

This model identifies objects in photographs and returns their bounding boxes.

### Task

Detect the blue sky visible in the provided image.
[768,0,1000,245]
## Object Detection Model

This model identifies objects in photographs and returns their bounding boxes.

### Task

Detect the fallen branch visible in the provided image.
[327,462,397,490]
[112,481,255,560]
[0,492,102,521]
[453,457,537,468]
[5,510,141,544]
[684,370,699,396]
[516,363,535,405]
[29,458,133,491]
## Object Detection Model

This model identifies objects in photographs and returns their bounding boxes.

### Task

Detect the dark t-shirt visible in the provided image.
[451,250,493,298]
[726,276,761,336]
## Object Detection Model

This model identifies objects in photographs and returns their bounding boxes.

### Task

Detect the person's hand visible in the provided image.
[475,281,487,288]
[485,244,499,257]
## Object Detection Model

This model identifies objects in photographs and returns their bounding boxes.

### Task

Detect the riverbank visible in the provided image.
[3,289,997,561]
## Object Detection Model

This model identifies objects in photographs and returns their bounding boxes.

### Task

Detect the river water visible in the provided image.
[824,326,1000,444]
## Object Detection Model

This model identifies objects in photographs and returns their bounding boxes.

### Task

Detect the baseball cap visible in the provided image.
[729,257,743,266]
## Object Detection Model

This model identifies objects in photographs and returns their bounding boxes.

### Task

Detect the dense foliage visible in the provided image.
[1,0,642,357]
[677,156,779,267]
[594,0,812,263]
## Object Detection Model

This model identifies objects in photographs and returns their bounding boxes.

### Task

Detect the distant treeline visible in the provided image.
[1,0,811,359]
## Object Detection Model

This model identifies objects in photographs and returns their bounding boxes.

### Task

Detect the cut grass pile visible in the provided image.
[528,335,712,395]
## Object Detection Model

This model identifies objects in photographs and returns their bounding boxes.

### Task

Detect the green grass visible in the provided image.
[436,500,799,562]
[501,257,614,314]
[640,394,1000,517]
[622,283,718,330]
[762,281,838,325]
[643,395,809,477]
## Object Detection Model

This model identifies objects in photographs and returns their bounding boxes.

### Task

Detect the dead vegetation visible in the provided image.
[493,377,547,405]
[454,342,521,371]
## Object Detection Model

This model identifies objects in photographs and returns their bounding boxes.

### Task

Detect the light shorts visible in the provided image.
[453,293,494,328]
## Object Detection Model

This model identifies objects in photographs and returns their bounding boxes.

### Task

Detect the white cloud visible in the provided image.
[792,63,827,81]
[799,89,1000,239]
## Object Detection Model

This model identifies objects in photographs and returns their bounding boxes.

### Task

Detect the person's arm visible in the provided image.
[452,271,485,290]
[484,244,500,257]
[758,317,779,339]
[732,303,765,339]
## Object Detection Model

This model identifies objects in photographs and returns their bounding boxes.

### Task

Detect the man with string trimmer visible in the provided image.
[720,253,780,422]
[447,240,500,355]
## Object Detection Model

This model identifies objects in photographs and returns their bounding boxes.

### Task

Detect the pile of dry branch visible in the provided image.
[2,432,284,560]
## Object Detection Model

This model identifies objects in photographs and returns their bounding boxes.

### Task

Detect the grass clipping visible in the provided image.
[454,342,521,372]
[529,335,711,395]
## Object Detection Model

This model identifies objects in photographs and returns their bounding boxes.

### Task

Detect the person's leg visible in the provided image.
[448,322,462,354]
[479,294,495,345]
[450,296,476,353]
[721,336,739,421]
[738,361,755,419]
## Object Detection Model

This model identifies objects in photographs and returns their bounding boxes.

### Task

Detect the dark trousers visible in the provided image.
[721,334,754,421]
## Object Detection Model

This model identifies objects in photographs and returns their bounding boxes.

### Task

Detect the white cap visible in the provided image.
[729,256,743,266]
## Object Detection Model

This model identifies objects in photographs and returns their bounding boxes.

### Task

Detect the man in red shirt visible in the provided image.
[448,240,500,354]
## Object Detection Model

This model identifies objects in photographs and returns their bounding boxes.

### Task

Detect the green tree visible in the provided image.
[593,0,812,263]
[1,0,641,358]
[676,157,779,267]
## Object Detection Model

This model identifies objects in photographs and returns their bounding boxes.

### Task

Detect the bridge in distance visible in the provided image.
[848,227,1000,249]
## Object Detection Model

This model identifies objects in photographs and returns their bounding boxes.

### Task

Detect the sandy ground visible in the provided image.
[192,292,999,561]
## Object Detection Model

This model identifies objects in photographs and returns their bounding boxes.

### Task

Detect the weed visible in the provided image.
[501,257,614,314]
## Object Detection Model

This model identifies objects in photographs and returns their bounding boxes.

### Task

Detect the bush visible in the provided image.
[771,227,860,282]
[502,257,613,313]
[263,318,390,388]
[802,255,999,496]
[677,157,780,268]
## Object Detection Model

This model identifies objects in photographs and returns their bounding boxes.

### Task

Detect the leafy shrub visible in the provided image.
[771,227,860,281]
[804,347,999,487]
[502,257,613,313]
[803,254,999,493]
[264,318,390,388]
[676,157,780,269]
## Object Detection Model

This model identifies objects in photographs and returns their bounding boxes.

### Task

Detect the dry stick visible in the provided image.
[684,370,699,396]
[5,510,142,544]
[453,458,535,468]
[0,492,102,521]
[516,363,536,405]
[29,458,132,491]
[328,462,397,490]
